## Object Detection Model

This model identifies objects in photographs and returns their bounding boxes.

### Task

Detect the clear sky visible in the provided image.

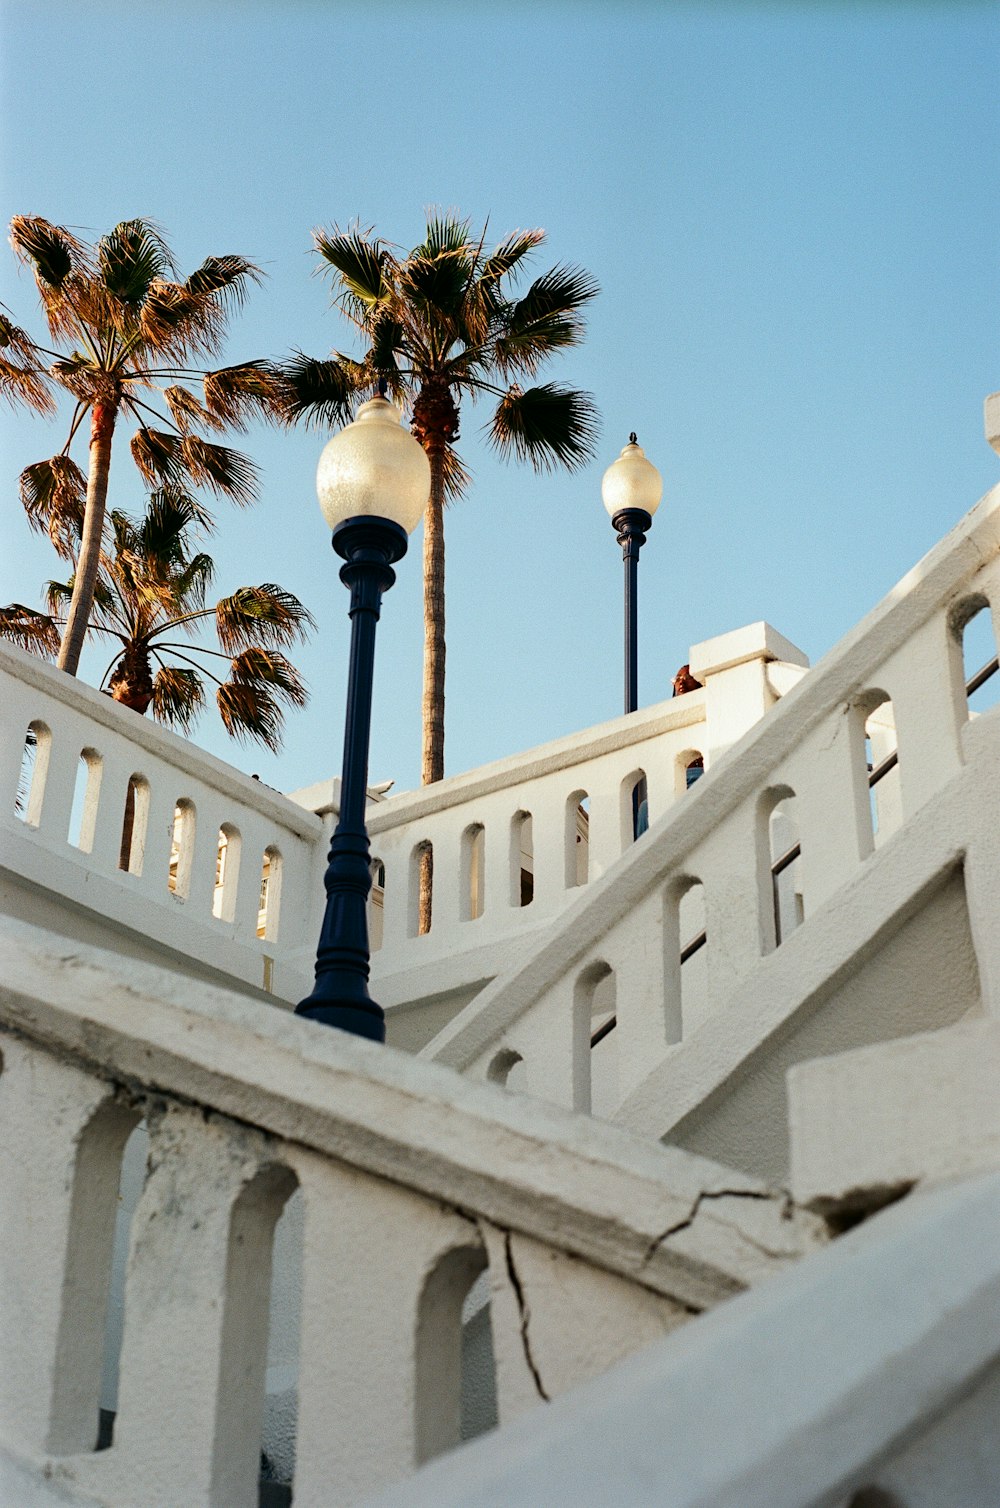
[1,0,997,797]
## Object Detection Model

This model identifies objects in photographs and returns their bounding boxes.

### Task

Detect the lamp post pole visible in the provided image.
[295,397,430,1042]
[602,433,663,716]
[615,503,651,716]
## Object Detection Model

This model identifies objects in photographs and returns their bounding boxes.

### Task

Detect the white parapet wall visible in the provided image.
[0,916,823,1508]
[373,1169,1000,1508]
[421,483,1000,1181]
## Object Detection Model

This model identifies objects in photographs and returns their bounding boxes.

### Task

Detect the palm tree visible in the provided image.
[7,216,285,676]
[280,215,600,793]
[0,487,314,751]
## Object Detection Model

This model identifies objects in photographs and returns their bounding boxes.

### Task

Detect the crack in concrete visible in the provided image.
[642,1186,791,1268]
[503,1231,550,1403]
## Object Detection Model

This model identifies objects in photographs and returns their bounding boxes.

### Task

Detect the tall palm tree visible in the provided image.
[0,487,313,751]
[7,216,285,675]
[281,215,600,793]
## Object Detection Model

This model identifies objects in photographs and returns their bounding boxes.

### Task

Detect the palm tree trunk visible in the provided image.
[57,399,117,675]
[421,452,447,786]
[411,380,459,936]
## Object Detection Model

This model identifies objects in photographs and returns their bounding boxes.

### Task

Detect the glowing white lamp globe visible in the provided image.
[601,434,663,519]
[316,396,430,535]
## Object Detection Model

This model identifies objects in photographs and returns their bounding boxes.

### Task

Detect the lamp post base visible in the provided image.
[295,997,385,1042]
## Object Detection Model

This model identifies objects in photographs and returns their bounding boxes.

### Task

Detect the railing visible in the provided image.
[0,916,822,1508]
[367,623,809,1029]
[0,643,324,1002]
[426,483,1000,1125]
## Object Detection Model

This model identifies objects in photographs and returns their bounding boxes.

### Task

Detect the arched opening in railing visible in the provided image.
[167,799,195,896]
[565,790,590,888]
[415,1243,493,1463]
[369,858,386,952]
[510,810,534,907]
[262,1182,304,1498]
[220,1164,300,1504]
[675,747,705,797]
[118,775,150,875]
[573,960,613,1113]
[68,748,102,852]
[765,786,802,947]
[860,693,901,848]
[486,1046,527,1091]
[58,1100,143,1456]
[461,823,486,922]
[621,768,649,847]
[257,846,282,941]
[212,823,242,922]
[954,593,1000,717]
[15,720,50,825]
[409,840,433,936]
[677,879,709,1036]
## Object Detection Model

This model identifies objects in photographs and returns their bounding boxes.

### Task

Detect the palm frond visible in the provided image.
[148,481,214,531]
[179,435,259,505]
[278,352,364,428]
[9,216,88,286]
[399,249,474,333]
[9,217,92,340]
[97,219,176,304]
[202,360,286,431]
[0,308,54,414]
[0,603,61,656]
[440,444,473,502]
[49,354,105,402]
[479,229,546,286]
[19,455,87,558]
[150,665,206,732]
[314,226,389,311]
[415,213,473,260]
[218,648,308,752]
[131,426,185,487]
[494,263,599,376]
[171,553,215,612]
[164,383,211,433]
[139,280,224,358]
[183,254,262,311]
[488,383,600,472]
[215,585,314,653]
[44,578,74,615]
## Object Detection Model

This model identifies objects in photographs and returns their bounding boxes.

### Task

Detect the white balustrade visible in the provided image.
[0,643,324,1003]
[0,916,821,1507]
[424,483,1000,1135]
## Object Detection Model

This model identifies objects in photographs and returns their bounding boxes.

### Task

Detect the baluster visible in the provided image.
[699,805,768,1007]
[106,1105,287,1508]
[290,1149,484,1507]
[529,799,567,914]
[586,785,620,881]
[0,1038,135,1456]
[611,893,669,1100]
[34,730,80,843]
[185,799,224,916]
[883,615,966,816]
[791,715,871,912]
[87,750,135,872]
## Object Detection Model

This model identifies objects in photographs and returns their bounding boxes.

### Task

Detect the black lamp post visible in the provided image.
[296,397,430,1042]
[602,433,663,715]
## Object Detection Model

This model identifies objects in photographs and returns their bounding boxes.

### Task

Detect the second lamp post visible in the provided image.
[602,434,663,716]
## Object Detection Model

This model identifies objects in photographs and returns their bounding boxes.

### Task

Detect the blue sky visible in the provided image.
[1,1,997,795]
